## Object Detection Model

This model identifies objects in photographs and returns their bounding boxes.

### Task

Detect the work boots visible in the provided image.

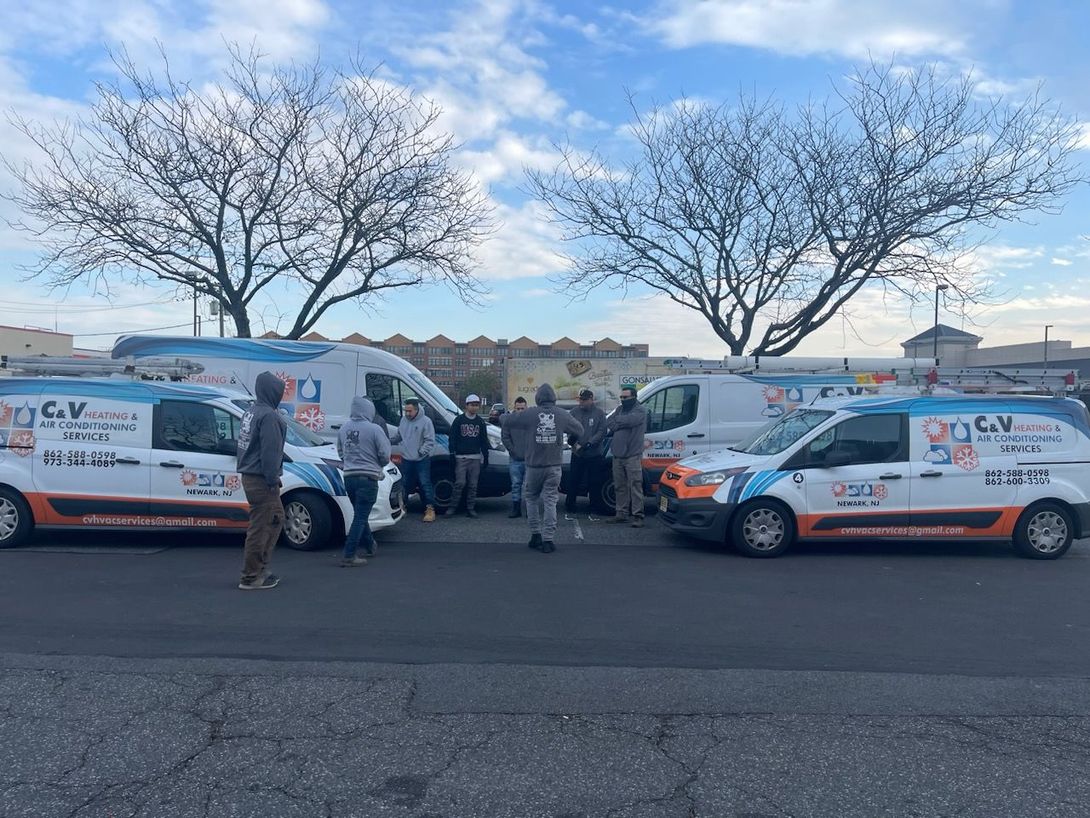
[508,501,521,518]
[423,506,436,523]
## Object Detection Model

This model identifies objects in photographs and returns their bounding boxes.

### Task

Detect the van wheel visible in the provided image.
[599,476,617,513]
[731,499,796,558]
[281,492,332,551]
[0,487,33,548]
[1013,502,1074,559]
[432,465,454,509]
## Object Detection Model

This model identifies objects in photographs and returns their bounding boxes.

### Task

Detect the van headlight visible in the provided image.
[683,467,747,487]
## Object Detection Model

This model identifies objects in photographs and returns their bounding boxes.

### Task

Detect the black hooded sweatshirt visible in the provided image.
[236,371,287,487]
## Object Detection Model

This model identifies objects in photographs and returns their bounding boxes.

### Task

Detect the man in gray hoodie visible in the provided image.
[390,398,437,522]
[504,384,582,553]
[606,384,648,527]
[236,371,287,590]
[337,397,391,566]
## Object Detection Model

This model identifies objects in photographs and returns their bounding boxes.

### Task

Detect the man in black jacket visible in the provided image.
[566,388,609,515]
[446,393,490,518]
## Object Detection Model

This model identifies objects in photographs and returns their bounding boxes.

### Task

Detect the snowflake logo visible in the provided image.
[921,417,949,443]
[225,474,241,492]
[296,406,326,431]
[8,430,34,457]
[180,469,198,486]
[763,386,784,402]
[831,481,847,497]
[873,484,888,500]
[953,445,979,472]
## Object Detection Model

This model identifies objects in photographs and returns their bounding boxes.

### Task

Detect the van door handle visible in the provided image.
[330,424,342,430]
[879,473,902,479]
[920,470,942,478]
[115,457,141,465]
[159,460,185,468]
[686,433,705,438]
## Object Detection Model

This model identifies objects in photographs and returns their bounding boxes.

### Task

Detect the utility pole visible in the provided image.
[932,284,949,363]
[193,283,198,336]
[1044,324,1053,368]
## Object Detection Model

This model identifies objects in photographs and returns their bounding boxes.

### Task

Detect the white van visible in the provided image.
[111,336,511,507]
[658,394,1090,559]
[0,378,403,550]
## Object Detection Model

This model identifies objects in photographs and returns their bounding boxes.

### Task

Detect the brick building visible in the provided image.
[259,331,650,399]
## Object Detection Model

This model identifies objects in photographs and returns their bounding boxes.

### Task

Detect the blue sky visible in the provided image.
[1,0,1089,357]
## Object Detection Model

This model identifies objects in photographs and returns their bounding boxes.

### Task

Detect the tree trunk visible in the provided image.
[231,306,252,338]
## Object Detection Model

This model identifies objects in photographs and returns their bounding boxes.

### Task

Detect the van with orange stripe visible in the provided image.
[0,378,404,550]
[658,395,1090,559]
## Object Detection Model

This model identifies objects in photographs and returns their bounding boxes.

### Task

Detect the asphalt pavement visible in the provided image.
[2,497,1090,816]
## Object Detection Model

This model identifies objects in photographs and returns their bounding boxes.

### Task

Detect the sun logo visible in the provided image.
[921,417,949,443]
[831,482,847,497]
[180,469,198,486]
[762,386,784,402]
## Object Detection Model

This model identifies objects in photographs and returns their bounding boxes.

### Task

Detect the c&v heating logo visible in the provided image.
[920,416,978,471]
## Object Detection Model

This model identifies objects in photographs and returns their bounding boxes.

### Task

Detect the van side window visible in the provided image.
[806,413,906,465]
[155,401,237,454]
[644,384,699,434]
[365,373,449,433]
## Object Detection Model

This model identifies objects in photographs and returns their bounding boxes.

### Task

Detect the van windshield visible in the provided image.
[231,400,327,447]
[407,371,459,415]
[735,409,834,456]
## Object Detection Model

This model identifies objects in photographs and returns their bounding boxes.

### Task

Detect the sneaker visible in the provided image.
[508,503,521,518]
[541,541,556,553]
[423,506,436,523]
[605,516,629,525]
[339,556,368,567]
[529,532,542,550]
[466,509,479,519]
[238,574,280,590]
[630,517,645,528]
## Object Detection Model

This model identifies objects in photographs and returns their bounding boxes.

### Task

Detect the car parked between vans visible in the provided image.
[659,395,1090,559]
[0,378,403,550]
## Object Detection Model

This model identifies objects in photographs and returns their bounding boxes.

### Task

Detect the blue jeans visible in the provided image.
[399,458,435,507]
[343,474,379,558]
[509,460,526,503]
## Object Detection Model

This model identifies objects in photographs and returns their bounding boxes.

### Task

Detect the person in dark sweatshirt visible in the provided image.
[504,383,582,552]
[566,388,609,515]
[236,371,287,590]
[606,384,649,527]
[337,397,391,566]
[447,394,490,518]
[500,396,530,517]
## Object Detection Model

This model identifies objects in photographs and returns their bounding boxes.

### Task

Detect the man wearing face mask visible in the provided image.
[606,385,648,527]
[500,396,529,517]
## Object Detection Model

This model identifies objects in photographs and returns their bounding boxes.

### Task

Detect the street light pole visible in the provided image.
[1044,324,1053,368]
[933,284,949,363]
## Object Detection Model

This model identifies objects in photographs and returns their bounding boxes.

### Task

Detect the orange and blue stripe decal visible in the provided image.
[739,470,790,501]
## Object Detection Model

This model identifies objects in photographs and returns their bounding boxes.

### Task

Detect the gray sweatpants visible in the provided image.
[452,456,482,510]
[525,465,562,542]
[612,454,644,519]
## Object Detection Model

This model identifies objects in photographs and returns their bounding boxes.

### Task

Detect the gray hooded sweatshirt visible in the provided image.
[337,397,391,480]
[607,398,648,459]
[504,384,582,468]
[391,410,436,462]
[237,371,287,487]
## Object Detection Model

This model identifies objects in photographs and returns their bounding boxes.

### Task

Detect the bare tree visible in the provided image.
[529,63,1083,355]
[5,45,494,338]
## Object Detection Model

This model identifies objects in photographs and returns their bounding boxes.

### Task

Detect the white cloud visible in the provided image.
[566,109,610,131]
[474,200,569,281]
[646,0,978,58]
[1052,257,1074,266]
[459,131,563,186]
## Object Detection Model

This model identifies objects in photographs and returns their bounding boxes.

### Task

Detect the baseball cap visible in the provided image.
[465,393,481,403]
[578,388,594,399]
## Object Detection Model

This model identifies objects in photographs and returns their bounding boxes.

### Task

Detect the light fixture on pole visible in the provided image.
[1044,324,1054,368]
[933,284,949,362]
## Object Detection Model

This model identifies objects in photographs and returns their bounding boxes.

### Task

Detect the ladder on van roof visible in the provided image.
[661,357,1078,394]
[0,355,204,380]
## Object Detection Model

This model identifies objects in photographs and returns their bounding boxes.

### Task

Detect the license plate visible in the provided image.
[659,495,668,513]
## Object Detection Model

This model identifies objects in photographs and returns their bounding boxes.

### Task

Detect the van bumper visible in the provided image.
[1074,502,1090,539]
[658,486,733,543]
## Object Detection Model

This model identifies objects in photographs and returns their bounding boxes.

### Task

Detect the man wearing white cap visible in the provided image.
[446,393,490,518]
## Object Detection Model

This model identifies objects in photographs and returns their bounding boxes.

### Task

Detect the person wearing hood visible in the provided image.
[236,371,288,590]
[390,398,438,522]
[337,397,391,567]
[504,384,582,553]
[606,384,648,527]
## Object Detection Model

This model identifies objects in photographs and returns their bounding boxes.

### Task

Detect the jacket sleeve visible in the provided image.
[479,418,490,457]
[500,415,514,451]
[564,411,584,439]
[449,417,462,457]
[390,426,402,445]
[586,409,607,447]
[259,413,285,487]
[336,428,345,460]
[608,408,645,431]
[418,417,436,459]
[375,426,391,467]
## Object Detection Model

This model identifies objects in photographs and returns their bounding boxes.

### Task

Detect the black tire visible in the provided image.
[280,491,333,551]
[0,486,33,548]
[599,476,617,514]
[1013,502,1074,560]
[730,499,796,558]
[432,464,455,509]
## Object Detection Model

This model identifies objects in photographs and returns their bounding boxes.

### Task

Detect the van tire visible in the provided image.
[432,464,455,509]
[1013,502,1074,560]
[280,491,332,551]
[730,499,796,558]
[0,487,33,549]
[599,476,617,513]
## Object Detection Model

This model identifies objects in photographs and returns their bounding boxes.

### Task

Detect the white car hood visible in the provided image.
[676,448,771,474]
